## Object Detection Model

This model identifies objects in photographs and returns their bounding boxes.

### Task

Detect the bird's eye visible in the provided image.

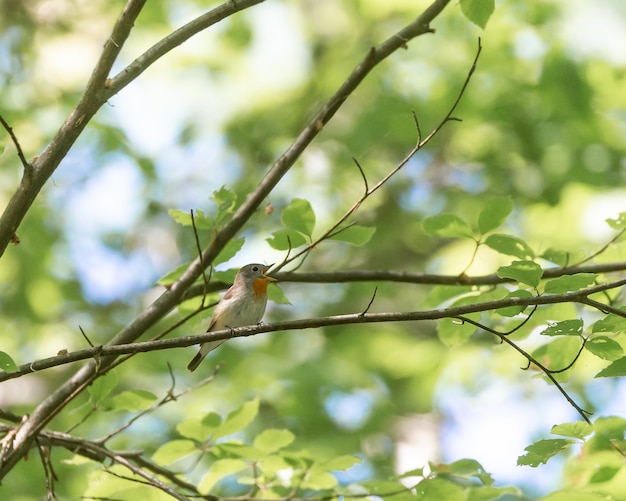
[252,266,259,272]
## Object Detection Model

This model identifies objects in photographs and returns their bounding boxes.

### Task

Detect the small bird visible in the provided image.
[187,263,277,372]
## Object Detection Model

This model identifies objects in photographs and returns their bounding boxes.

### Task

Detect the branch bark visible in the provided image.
[0,0,455,480]
[3,276,625,383]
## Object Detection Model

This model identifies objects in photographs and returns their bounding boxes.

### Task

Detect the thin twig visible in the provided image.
[0,114,31,173]
[274,36,481,272]
[455,314,592,423]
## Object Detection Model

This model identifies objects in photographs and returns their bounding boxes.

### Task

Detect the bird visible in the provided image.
[187,263,277,372]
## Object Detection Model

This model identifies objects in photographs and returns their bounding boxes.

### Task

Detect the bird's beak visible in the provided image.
[263,264,278,282]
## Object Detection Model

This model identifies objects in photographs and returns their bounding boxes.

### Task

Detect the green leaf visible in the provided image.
[438,316,478,346]
[198,458,247,494]
[606,212,626,230]
[496,260,543,287]
[266,229,308,250]
[415,478,465,501]
[495,289,533,317]
[253,429,295,453]
[157,262,190,286]
[477,197,513,235]
[541,248,569,266]
[422,214,473,239]
[103,389,157,412]
[485,234,534,259]
[595,356,626,378]
[517,439,573,467]
[300,470,337,490]
[88,372,118,405]
[212,186,237,227]
[151,439,197,466]
[544,273,597,294]
[214,442,264,460]
[267,283,290,304]
[551,421,593,440]
[589,466,621,483]
[446,458,494,486]
[329,225,376,246]
[258,455,290,476]
[213,398,259,439]
[214,237,245,265]
[282,198,315,237]
[177,412,222,441]
[0,351,18,373]
[540,319,583,337]
[468,485,521,501]
[591,310,626,333]
[317,455,361,471]
[585,336,623,361]
[460,0,495,29]
[168,208,213,230]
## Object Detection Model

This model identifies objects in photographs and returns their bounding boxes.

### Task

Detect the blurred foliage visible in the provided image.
[1,0,626,499]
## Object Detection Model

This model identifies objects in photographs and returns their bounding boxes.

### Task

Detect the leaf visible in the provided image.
[585,336,623,361]
[300,470,337,490]
[544,273,597,294]
[415,478,465,501]
[214,238,245,265]
[282,198,315,238]
[540,319,583,337]
[422,214,473,239]
[517,439,573,467]
[438,316,478,346]
[551,421,593,440]
[460,0,495,29]
[212,186,238,227]
[591,311,626,333]
[496,260,543,287]
[606,212,626,230]
[103,389,157,412]
[541,248,569,267]
[177,412,222,441]
[329,225,376,246]
[88,372,118,405]
[589,466,621,483]
[0,351,18,373]
[253,429,295,453]
[446,458,494,486]
[317,455,361,471]
[485,234,534,260]
[151,440,197,466]
[595,356,626,378]
[258,455,290,476]
[214,442,264,460]
[266,229,308,250]
[477,197,513,235]
[198,458,247,494]
[168,208,213,230]
[157,262,190,286]
[213,398,259,439]
[495,289,533,317]
[267,283,290,305]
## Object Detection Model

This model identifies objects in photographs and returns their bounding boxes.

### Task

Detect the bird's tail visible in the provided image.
[187,351,205,372]
[187,340,225,372]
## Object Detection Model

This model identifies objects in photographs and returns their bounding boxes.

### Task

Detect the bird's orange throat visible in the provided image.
[252,276,276,296]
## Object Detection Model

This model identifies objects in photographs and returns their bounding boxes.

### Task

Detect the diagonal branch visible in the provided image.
[0,0,455,480]
[0,0,147,257]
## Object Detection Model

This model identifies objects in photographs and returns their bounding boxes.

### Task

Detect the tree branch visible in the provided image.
[0,0,147,257]
[0,0,456,479]
[3,277,625,383]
